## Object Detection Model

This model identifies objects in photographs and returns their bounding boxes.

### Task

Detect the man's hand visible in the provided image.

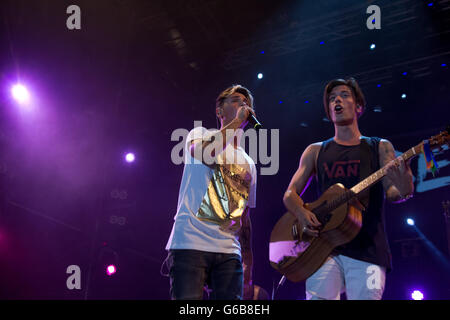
[385,156,414,197]
[235,105,255,128]
[293,208,321,237]
[379,140,414,202]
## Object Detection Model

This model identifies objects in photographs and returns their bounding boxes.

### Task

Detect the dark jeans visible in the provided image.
[167,249,243,300]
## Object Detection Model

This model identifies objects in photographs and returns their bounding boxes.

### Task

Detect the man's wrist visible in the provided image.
[397,182,414,200]
[399,191,413,200]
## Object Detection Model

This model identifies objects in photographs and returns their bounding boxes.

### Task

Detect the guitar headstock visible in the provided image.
[428,126,450,150]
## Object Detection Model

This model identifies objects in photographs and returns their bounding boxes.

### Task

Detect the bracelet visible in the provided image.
[400,192,413,201]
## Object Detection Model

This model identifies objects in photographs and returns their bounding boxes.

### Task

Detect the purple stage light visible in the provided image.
[106,265,116,276]
[11,84,30,104]
[411,290,424,300]
[125,153,135,163]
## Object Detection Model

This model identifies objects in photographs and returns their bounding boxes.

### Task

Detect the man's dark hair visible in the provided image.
[323,77,366,120]
[216,84,254,110]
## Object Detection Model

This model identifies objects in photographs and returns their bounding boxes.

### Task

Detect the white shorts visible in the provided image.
[305,255,386,300]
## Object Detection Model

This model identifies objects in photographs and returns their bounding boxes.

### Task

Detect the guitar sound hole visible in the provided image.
[314,211,332,226]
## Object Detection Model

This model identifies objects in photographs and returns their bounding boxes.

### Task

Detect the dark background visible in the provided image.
[0,0,449,299]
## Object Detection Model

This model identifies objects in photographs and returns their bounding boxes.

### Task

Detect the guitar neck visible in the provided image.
[316,126,449,215]
[350,142,423,196]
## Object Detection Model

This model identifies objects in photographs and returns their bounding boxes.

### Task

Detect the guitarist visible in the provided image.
[283,77,414,300]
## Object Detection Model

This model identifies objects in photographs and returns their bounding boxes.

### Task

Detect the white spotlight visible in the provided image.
[125,153,135,163]
[11,84,30,104]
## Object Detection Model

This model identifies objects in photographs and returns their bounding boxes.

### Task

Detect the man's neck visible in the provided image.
[333,122,362,146]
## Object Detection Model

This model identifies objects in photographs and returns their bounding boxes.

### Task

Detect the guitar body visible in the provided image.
[269,183,363,282]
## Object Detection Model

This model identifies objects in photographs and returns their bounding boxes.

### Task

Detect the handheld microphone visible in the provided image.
[247,114,262,130]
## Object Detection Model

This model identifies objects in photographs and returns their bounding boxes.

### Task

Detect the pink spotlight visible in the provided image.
[106,264,116,276]
[411,290,424,300]
[11,84,30,104]
[125,153,135,163]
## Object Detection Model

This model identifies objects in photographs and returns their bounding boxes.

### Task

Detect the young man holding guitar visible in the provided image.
[282,78,414,300]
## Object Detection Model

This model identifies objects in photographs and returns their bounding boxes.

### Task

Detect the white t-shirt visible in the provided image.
[165,126,257,256]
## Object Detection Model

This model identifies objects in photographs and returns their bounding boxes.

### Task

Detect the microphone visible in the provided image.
[247,114,262,130]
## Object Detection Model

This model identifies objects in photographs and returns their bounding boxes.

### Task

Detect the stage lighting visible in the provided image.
[402,72,408,75]
[320,41,324,45]
[442,63,447,67]
[411,290,424,300]
[11,84,30,104]
[370,43,376,50]
[125,152,135,163]
[401,94,407,99]
[406,218,415,226]
[257,73,263,79]
[106,265,117,276]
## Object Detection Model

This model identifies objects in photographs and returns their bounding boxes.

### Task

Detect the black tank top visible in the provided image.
[316,137,392,271]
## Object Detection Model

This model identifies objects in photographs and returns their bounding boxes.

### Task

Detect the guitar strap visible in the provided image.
[358,137,375,209]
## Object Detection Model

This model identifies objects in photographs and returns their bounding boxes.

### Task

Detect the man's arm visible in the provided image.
[189,106,254,166]
[239,207,253,298]
[379,139,414,203]
[283,143,322,236]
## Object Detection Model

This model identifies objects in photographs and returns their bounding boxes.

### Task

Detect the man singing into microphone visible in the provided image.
[165,85,258,299]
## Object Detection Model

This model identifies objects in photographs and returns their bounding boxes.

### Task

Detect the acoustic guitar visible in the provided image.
[269,127,449,282]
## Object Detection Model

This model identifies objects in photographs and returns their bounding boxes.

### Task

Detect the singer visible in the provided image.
[165,84,258,299]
